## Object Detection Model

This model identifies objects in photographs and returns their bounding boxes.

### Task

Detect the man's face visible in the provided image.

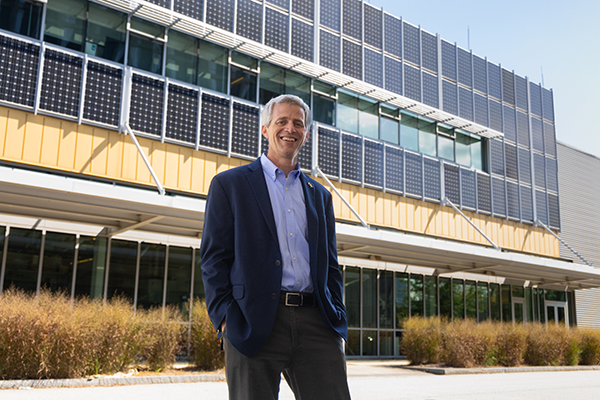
[262,102,309,166]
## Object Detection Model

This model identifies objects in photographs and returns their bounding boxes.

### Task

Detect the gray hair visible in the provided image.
[261,94,312,132]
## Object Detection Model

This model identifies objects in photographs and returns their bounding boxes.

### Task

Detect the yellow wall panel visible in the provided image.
[163,145,180,189]
[4,109,26,160]
[73,124,93,173]
[177,147,193,191]
[149,141,166,184]
[57,120,77,171]
[135,140,152,184]
[39,118,63,166]
[89,128,110,176]
[105,132,123,178]
[120,138,138,181]
[22,114,43,163]
[0,106,8,156]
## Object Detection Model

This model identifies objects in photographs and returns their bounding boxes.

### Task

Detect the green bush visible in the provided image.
[190,299,224,371]
[401,317,443,365]
[578,329,600,365]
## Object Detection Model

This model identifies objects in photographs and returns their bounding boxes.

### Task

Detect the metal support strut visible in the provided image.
[442,197,501,251]
[536,220,594,268]
[123,123,166,196]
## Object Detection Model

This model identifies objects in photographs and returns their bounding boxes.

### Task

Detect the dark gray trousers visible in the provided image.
[223,303,351,400]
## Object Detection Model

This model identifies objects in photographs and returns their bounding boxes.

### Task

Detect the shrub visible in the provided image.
[578,329,600,365]
[190,299,224,371]
[524,323,575,366]
[442,319,497,368]
[401,317,443,365]
[140,307,186,372]
[495,324,526,367]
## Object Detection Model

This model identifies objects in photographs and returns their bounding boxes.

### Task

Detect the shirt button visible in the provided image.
[271,293,277,300]
[288,209,291,213]
[275,260,281,266]
[290,233,293,237]
[293,257,296,261]
[285,187,288,191]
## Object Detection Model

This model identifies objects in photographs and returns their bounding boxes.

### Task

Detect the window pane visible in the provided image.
[465,280,476,319]
[359,99,378,139]
[128,34,163,74]
[3,228,41,293]
[75,236,107,299]
[86,3,126,63]
[526,288,533,322]
[545,289,566,302]
[419,120,436,157]
[44,0,86,51]
[0,227,4,276]
[410,274,423,317]
[313,81,336,96]
[193,248,204,300]
[313,93,335,126]
[453,279,464,319]
[346,329,360,356]
[230,66,257,102]
[285,70,310,104]
[362,330,377,356]
[137,243,165,309]
[345,266,360,328]
[363,269,377,328]
[395,272,409,328]
[477,282,489,321]
[380,331,393,356]
[380,117,399,144]
[424,275,437,317]
[379,270,393,328]
[40,232,75,294]
[502,284,512,322]
[0,0,43,39]
[438,135,454,161]
[337,92,358,133]
[198,41,228,93]
[165,246,193,316]
[471,138,484,170]
[456,132,472,167]
[490,283,501,321]
[259,63,285,105]
[512,285,525,298]
[166,30,197,84]
[107,239,137,301]
[231,51,257,69]
[439,277,451,319]
[400,113,418,151]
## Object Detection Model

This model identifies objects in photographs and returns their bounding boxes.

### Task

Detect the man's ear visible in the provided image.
[261,125,268,139]
[302,129,310,144]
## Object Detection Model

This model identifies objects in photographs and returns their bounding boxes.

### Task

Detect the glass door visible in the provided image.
[545,301,568,325]
[512,298,526,323]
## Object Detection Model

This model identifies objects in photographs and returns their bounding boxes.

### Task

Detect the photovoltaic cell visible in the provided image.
[441,41,456,81]
[292,18,314,62]
[342,39,362,80]
[384,14,401,58]
[487,62,501,100]
[297,126,312,169]
[364,140,383,187]
[174,0,204,21]
[40,49,82,117]
[501,68,514,106]
[265,8,289,52]
[474,93,488,127]
[458,87,473,121]
[421,31,437,72]
[442,80,458,116]
[292,0,314,20]
[542,88,554,122]
[231,102,259,156]
[364,4,382,49]
[319,30,340,71]
[506,180,519,220]
[0,36,39,107]
[422,71,438,108]
[546,156,558,193]
[476,172,491,214]
[505,143,518,181]
[488,99,502,132]
[501,105,515,143]
[200,93,229,151]
[533,152,546,189]
[403,22,420,66]
[473,55,487,94]
[129,74,164,135]
[83,62,122,126]
[318,127,340,177]
[342,133,362,182]
[460,168,476,210]
[384,56,402,95]
[267,0,289,11]
[444,163,460,204]
[492,177,506,217]
[457,47,472,87]
[405,151,422,197]
[320,0,340,31]
[535,189,548,225]
[520,185,533,222]
[531,117,544,153]
[515,75,528,112]
[364,48,383,88]
[543,122,556,156]
[529,82,542,118]
[490,138,504,176]
[343,0,362,41]
[518,147,531,185]
[403,64,420,101]
[423,157,440,201]
[385,145,404,193]
[166,84,198,144]
[237,0,263,42]
[548,193,560,229]
[516,111,530,148]
[146,0,169,8]
[206,0,234,32]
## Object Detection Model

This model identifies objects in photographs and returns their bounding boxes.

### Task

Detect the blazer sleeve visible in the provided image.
[200,175,235,333]
[325,190,346,321]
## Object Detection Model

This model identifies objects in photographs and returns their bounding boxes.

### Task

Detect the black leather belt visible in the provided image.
[280,291,316,307]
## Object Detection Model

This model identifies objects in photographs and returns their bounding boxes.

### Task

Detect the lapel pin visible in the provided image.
[308,182,313,188]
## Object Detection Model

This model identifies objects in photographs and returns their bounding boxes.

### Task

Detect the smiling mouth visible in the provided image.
[281,137,297,142]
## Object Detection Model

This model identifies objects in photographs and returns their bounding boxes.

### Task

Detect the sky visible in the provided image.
[367,0,600,158]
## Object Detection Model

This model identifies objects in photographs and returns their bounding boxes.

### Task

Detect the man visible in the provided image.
[201,94,351,400]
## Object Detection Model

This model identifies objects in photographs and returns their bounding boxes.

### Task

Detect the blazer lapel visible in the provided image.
[301,174,319,274]
[246,159,279,244]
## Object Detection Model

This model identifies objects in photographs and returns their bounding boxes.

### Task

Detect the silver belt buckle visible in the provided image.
[285,292,301,306]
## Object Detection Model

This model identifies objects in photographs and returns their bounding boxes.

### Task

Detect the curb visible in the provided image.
[0,374,226,390]
[399,365,600,375]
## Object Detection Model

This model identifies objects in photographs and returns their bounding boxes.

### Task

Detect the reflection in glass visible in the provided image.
[379,270,393,328]
[439,277,451,319]
[362,330,377,356]
[358,99,378,139]
[193,248,205,300]
[438,134,454,161]
[453,279,464,319]
[230,66,257,102]
[313,93,335,126]
[477,282,489,321]
[465,280,476,319]
[75,236,107,299]
[395,272,409,328]
[128,35,163,74]
[514,302,524,323]
[346,330,360,356]
[86,3,126,63]
[380,117,399,144]
[424,275,437,317]
[490,283,501,321]
[40,232,75,294]
[418,120,436,157]
[526,288,534,322]
[410,275,423,317]
[44,0,86,51]
[380,331,393,356]
[502,284,512,322]
[546,306,555,324]
[198,41,228,93]
[166,30,198,84]
[557,306,565,324]
[3,228,41,293]
[345,266,360,328]
[456,132,472,167]
[137,243,165,309]
[166,246,193,316]
[362,269,377,328]
[512,285,525,298]
[544,289,566,302]
[400,113,418,151]
[106,239,137,301]
[0,0,43,39]
[259,63,285,105]
[337,92,358,134]
[285,70,310,104]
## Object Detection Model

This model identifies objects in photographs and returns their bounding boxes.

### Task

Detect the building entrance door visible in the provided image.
[545,301,568,325]
[512,298,526,323]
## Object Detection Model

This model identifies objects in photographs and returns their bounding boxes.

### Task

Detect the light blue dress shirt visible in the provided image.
[260,154,313,293]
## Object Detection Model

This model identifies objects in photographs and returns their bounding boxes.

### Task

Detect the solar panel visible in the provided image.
[83,62,122,126]
[174,0,204,21]
[518,147,531,185]
[542,88,554,122]
[444,163,460,204]
[531,117,544,153]
[487,62,501,100]
[458,86,473,121]
[441,41,456,81]
[476,172,491,214]
[473,93,488,127]
[364,48,382,88]
[403,22,420,66]
[421,31,437,72]
[422,71,438,108]
[385,145,404,193]
[342,0,362,41]
[492,177,506,217]
[520,185,533,222]
[342,39,362,80]
[516,111,530,148]
[319,0,340,31]
[318,126,340,177]
[40,49,82,117]
[297,126,312,170]
[291,18,313,62]
[505,143,518,180]
[488,99,502,132]
[364,5,382,49]
[405,151,423,197]
[543,122,556,156]
[529,82,542,118]
[231,102,259,156]
[166,84,198,144]
[342,133,362,182]
[265,8,289,53]
[502,105,516,143]
[292,0,314,20]
[200,93,229,151]
[515,74,528,111]
[506,180,519,220]
[384,14,401,58]
[384,56,402,95]
[403,63,420,101]
[442,80,458,115]
[0,36,39,107]
[490,138,504,176]
[548,193,560,229]
[129,74,164,135]
[319,30,340,71]
[545,156,558,193]
[473,55,487,94]
[535,189,548,225]
[460,167,476,210]
[206,0,234,32]
[424,157,440,201]
[364,139,383,187]
[236,0,263,43]
[533,152,546,189]
[501,68,514,106]
[457,47,472,87]
[267,0,289,11]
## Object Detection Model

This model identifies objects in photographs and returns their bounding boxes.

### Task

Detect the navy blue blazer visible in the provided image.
[200,158,348,357]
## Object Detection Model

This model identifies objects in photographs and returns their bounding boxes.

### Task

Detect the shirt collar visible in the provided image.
[260,154,301,182]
